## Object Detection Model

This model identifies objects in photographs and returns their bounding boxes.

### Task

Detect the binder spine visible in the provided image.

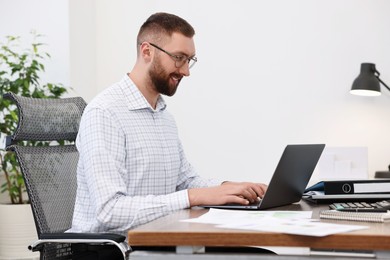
[323,180,390,195]
[324,182,355,195]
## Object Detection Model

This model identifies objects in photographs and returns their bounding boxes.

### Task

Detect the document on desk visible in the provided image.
[182,209,368,237]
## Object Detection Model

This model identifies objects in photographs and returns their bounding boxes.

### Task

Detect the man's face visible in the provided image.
[148,54,180,96]
[148,33,196,96]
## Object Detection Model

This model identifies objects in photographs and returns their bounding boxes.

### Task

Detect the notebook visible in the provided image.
[203,144,325,210]
[320,210,390,223]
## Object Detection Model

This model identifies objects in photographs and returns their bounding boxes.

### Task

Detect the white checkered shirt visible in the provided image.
[70,75,220,235]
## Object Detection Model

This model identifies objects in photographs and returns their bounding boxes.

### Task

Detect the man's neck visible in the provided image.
[127,72,159,109]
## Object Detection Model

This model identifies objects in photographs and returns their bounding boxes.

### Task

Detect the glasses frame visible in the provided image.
[147,42,197,69]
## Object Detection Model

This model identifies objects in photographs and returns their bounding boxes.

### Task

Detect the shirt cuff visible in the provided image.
[167,189,191,211]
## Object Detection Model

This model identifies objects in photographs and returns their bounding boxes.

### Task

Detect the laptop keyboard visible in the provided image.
[329,200,390,210]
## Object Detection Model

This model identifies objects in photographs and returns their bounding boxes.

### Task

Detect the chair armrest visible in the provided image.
[40,232,126,242]
[29,232,131,259]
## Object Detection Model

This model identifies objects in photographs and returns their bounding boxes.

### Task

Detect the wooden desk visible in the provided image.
[128,200,390,253]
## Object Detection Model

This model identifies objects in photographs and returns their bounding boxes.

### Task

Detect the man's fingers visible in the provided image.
[251,183,267,198]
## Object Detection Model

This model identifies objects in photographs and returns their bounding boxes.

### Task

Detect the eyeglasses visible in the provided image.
[148,42,197,69]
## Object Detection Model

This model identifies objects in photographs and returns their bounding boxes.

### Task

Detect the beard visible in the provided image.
[148,58,182,96]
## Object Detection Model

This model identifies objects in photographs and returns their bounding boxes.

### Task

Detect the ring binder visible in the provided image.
[306,180,390,195]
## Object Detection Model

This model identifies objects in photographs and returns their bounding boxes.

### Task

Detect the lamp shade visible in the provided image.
[350,63,381,96]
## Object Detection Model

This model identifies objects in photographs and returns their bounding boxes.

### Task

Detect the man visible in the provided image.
[71,12,267,237]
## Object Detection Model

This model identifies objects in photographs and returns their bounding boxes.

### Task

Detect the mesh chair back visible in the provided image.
[4,92,86,144]
[4,93,87,259]
[11,146,79,234]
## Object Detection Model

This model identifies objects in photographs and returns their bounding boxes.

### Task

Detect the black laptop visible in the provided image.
[204,144,325,210]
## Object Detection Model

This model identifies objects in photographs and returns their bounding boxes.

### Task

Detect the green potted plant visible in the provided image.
[0,32,69,259]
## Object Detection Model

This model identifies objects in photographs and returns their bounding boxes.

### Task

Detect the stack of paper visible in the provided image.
[182,209,367,237]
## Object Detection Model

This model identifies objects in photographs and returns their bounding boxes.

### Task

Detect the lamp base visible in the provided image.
[375,171,390,178]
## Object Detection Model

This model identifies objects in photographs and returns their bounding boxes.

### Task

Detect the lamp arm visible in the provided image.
[376,76,390,92]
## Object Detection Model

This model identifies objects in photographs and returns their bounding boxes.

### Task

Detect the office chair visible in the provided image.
[3,92,131,260]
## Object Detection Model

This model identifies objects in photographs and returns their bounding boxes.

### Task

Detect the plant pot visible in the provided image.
[0,203,39,260]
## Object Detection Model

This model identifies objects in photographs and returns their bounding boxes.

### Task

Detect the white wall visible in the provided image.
[69,0,98,100]
[83,0,390,183]
[2,0,390,184]
[0,0,70,90]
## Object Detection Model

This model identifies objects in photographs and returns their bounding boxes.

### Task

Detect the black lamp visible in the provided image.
[351,63,390,178]
[350,63,390,96]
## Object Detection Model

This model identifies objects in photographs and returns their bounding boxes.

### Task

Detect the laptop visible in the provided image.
[203,144,325,210]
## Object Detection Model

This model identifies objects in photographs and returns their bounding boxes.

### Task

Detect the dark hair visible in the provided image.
[137,12,195,46]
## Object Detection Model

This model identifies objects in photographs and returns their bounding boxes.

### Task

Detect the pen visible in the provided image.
[336,208,389,213]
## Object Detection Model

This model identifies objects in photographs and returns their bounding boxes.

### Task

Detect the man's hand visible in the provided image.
[188,182,268,207]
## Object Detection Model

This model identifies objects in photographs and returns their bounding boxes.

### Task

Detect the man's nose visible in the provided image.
[178,62,190,76]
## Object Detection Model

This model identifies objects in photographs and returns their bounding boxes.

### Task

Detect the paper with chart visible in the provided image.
[182,209,367,237]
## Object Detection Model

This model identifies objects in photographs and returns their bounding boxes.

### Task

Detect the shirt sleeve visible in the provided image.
[77,107,193,232]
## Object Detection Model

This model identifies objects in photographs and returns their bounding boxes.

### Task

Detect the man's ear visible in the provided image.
[139,42,152,63]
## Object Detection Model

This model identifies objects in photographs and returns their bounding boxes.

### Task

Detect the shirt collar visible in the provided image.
[120,75,167,112]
